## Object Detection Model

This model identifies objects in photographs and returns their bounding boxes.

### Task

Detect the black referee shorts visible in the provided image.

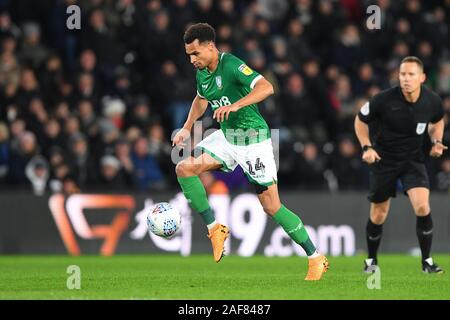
[368,159,430,203]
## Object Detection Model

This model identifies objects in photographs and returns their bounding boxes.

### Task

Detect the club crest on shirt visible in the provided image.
[416,122,426,135]
[238,63,253,76]
[215,76,222,89]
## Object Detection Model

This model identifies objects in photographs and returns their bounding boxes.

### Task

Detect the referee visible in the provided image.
[355,56,447,274]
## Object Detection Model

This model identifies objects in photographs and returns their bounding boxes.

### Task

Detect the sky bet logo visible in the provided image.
[49,194,135,255]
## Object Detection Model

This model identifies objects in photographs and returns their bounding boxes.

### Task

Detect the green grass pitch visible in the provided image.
[0,254,448,300]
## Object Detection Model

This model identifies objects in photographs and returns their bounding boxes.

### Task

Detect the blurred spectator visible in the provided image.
[42,117,65,157]
[8,118,26,151]
[0,10,21,40]
[352,63,377,97]
[16,68,40,109]
[114,137,135,181]
[330,74,356,120]
[256,0,288,23]
[0,122,9,181]
[294,142,327,189]
[7,131,39,184]
[333,24,365,72]
[64,115,81,140]
[18,21,49,69]
[148,122,173,183]
[47,146,70,192]
[436,62,450,96]
[330,136,366,190]
[26,97,48,142]
[157,60,194,131]
[131,136,165,191]
[61,175,81,194]
[124,97,154,131]
[97,154,134,190]
[193,0,214,26]
[77,49,98,76]
[148,123,171,160]
[68,133,97,188]
[102,96,126,130]
[77,99,98,137]
[285,19,313,68]
[170,0,194,34]
[416,40,435,74]
[81,8,121,82]
[302,58,337,140]
[279,72,319,141]
[308,0,344,60]
[41,54,65,107]
[0,35,20,90]
[25,155,49,195]
[424,6,449,55]
[214,0,238,26]
[54,101,71,122]
[393,18,415,50]
[75,72,99,105]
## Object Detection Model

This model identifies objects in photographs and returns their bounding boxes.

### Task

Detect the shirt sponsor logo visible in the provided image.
[238,63,254,76]
[211,96,232,108]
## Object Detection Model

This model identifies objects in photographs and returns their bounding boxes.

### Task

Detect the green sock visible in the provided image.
[273,205,317,256]
[177,176,215,225]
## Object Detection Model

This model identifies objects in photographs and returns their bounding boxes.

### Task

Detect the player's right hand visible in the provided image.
[172,127,190,148]
[362,148,381,164]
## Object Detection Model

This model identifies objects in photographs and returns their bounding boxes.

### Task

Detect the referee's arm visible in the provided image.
[428,118,448,158]
[354,112,381,164]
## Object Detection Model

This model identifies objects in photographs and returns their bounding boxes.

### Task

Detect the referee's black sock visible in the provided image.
[366,219,383,260]
[416,213,433,261]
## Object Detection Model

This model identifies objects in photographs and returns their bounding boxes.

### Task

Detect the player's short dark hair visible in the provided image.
[184,23,216,44]
[400,56,424,71]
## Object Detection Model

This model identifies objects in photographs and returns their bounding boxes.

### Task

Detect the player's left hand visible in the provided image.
[213,104,241,122]
[430,142,448,158]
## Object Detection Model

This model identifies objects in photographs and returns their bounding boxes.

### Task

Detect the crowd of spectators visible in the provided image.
[0,0,450,195]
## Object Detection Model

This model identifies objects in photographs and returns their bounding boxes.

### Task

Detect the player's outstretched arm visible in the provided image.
[428,119,448,157]
[172,94,209,147]
[213,77,274,122]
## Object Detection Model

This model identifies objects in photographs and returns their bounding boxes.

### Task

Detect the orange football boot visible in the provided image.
[305,255,329,281]
[207,224,230,262]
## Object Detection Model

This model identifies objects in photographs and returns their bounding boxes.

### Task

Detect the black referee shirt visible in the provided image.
[358,85,444,162]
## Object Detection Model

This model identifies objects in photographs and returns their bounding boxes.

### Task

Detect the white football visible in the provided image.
[147,202,181,239]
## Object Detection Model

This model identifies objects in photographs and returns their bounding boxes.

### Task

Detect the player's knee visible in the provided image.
[175,161,195,177]
[261,203,281,216]
[371,214,386,225]
[371,206,389,224]
[415,203,430,216]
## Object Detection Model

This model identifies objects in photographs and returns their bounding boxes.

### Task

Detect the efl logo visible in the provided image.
[49,194,135,256]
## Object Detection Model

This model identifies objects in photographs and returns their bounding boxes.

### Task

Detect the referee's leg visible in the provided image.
[406,187,433,261]
[366,199,390,263]
[365,163,396,269]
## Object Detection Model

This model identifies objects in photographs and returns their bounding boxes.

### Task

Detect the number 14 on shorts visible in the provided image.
[246,157,265,175]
